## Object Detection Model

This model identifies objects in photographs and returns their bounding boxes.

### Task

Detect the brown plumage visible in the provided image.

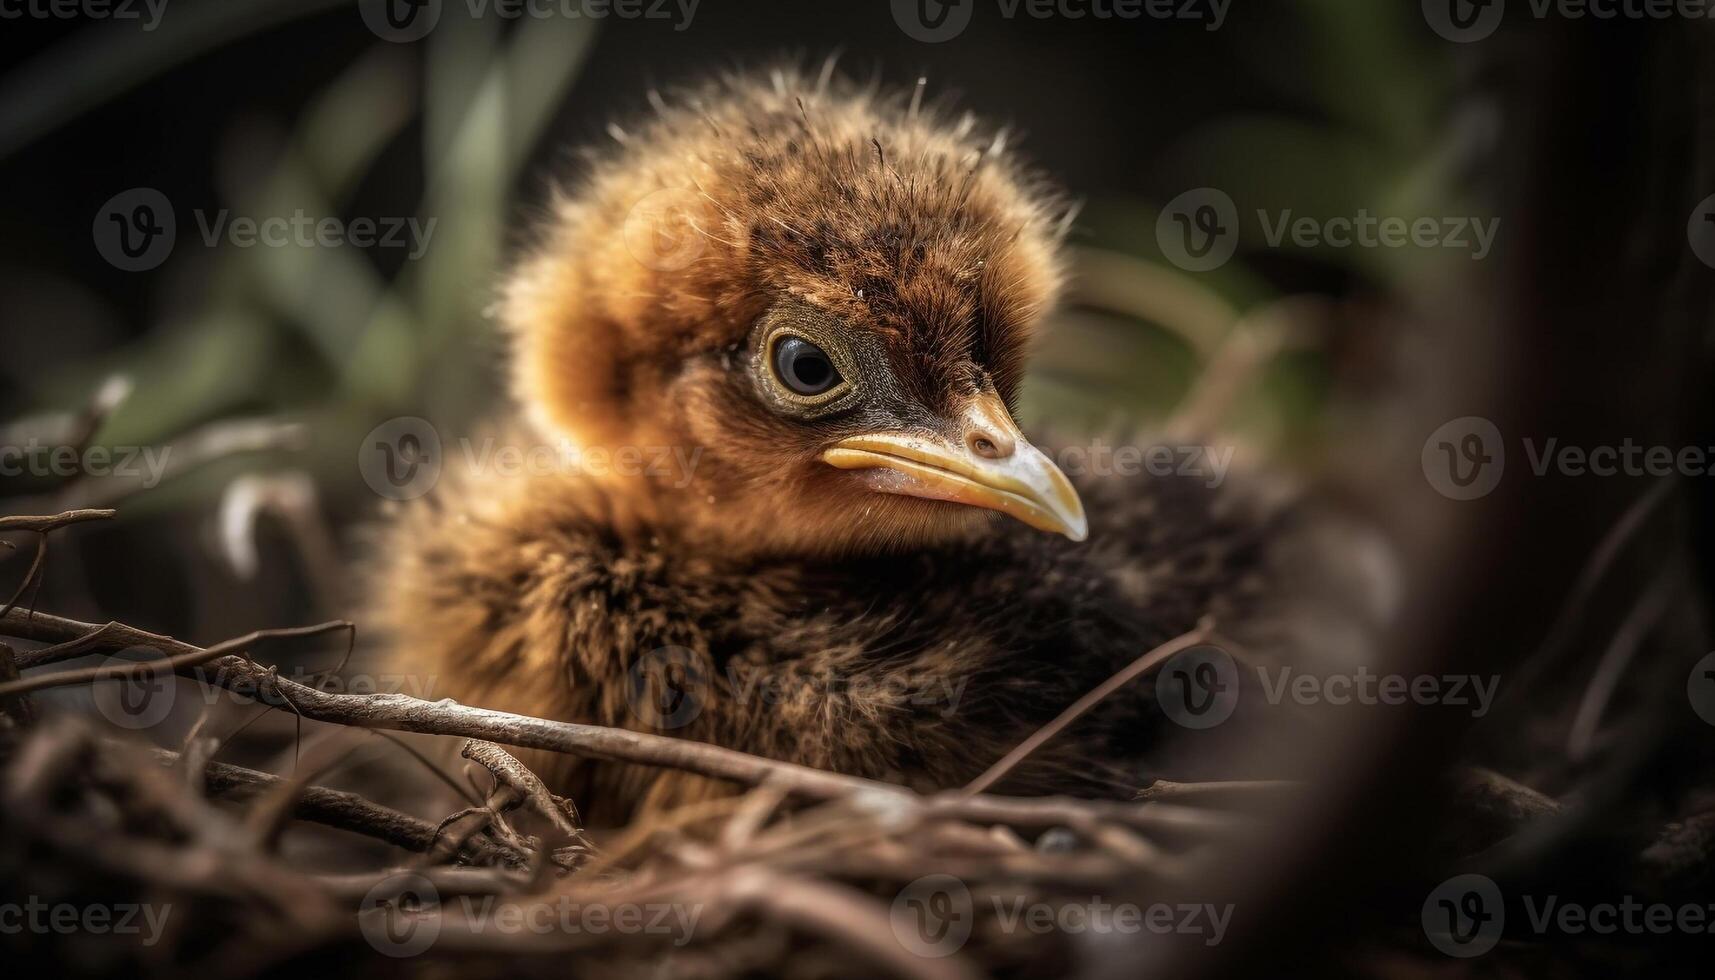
[370,67,1329,825]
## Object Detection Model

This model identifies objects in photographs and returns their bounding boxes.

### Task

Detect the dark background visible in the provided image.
[8,5,1715,977]
[2,0,1442,640]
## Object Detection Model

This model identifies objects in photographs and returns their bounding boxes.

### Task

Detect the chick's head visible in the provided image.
[504,69,1084,556]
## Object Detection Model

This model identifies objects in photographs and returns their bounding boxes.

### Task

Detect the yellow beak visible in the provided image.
[817,391,1088,542]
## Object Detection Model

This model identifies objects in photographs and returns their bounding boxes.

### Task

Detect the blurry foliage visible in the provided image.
[12,0,1457,516]
[1024,0,1458,446]
[20,4,592,517]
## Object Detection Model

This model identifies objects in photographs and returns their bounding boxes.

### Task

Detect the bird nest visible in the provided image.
[0,510,1273,979]
[5,498,1712,980]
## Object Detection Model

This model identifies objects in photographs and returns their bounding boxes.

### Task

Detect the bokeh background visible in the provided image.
[10,4,1715,977]
[0,0,1458,645]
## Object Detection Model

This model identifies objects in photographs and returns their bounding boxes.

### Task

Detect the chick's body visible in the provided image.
[374,69,1313,823]
[382,457,1289,822]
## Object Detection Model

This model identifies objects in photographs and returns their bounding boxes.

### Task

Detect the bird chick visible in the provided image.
[373,68,1311,824]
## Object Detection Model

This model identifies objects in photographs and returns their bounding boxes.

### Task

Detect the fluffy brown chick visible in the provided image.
[373,67,1314,825]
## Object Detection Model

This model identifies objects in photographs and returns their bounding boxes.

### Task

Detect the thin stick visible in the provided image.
[1,607,1210,832]
[460,738,585,843]
[0,509,118,534]
[0,619,354,699]
[146,746,515,863]
[959,618,1216,796]
[0,509,116,618]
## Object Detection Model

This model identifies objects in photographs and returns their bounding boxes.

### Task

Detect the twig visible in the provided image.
[144,745,522,865]
[460,738,585,843]
[1521,479,1675,678]
[682,866,985,980]
[0,618,353,699]
[960,618,1216,796]
[1566,565,1680,760]
[0,508,116,618]
[1166,300,1313,443]
[1,608,1217,833]
[366,728,483,805]
[1135,779,1302,805]
[0,508,119,533]
[0,641,35,725]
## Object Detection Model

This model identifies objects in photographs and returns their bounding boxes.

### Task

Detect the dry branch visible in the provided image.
[0,508,118,534]
[0,607,1216,833]
[148,745,525,866]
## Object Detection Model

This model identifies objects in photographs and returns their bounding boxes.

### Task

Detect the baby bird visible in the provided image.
[374,68,1311,824]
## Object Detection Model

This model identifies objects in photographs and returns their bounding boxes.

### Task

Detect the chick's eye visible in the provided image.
[772,335,842,396]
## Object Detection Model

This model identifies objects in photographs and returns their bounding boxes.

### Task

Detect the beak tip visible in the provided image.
[1061,515,1089,543]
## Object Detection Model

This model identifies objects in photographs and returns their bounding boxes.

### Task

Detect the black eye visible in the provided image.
[772,335,841,396]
